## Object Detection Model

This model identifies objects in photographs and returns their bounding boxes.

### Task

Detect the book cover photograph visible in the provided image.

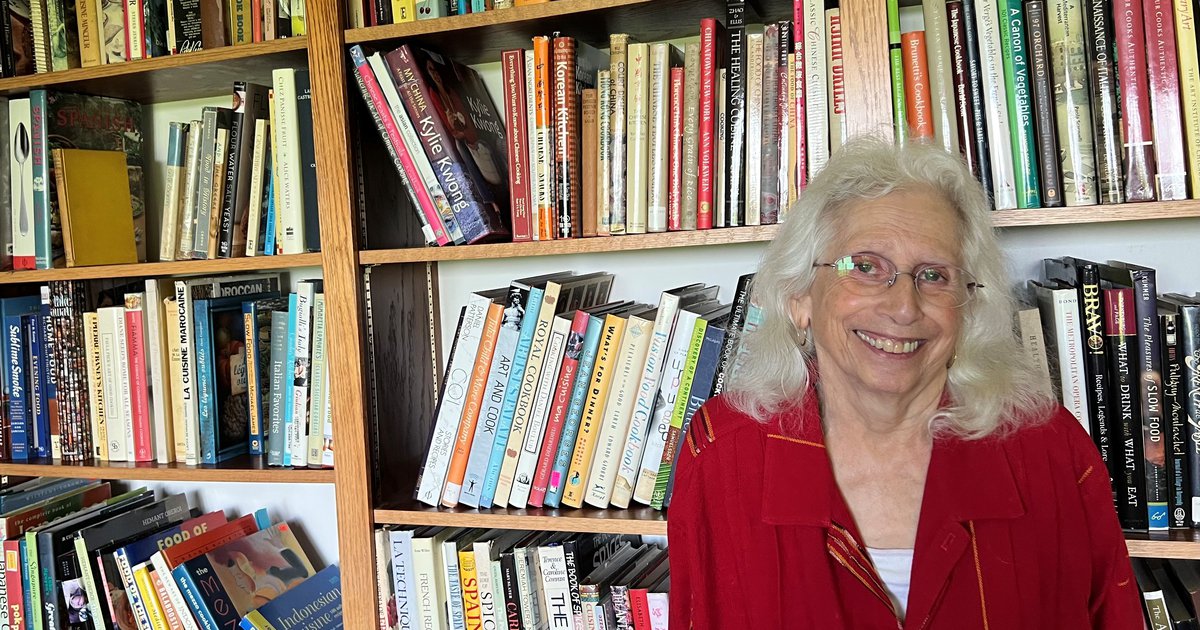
[206,522,316,613]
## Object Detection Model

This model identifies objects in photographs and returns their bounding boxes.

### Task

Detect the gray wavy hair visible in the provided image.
[726,137,1056,439]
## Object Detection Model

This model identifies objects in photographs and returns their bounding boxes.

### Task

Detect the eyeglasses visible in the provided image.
[812,252,983,308]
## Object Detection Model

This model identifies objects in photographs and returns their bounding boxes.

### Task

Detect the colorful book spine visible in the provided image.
[647,42,673,233]
[502,49,533,242]
[125,297,153,462]
[442,302,503,507]
[597,69,613,236]
[1114,0,1158,201]
[1024,0,1064,207]
[759,28,779,225]
[960,0,994,197]
[552,36,583,239]
[888,0,908,144]
[5,315,26,460]
[680,42,701,230]
[1084,0,1125,204]
[697,21,719,230]
[999,0,1041,208]
[1175,0,1200,198]
[650,317,707,509]
[194,299,217,464]
[562,312,626,508]
[608,34,631,235]
[1048,0,1098,205]
[529,310,590,507]
[544,313,604,508]
[1144,0,1187,200]
[946,2,981,181]
[975,0,1018,208]
[532,36,556,241]
[667,67,685,231]
[725,0,747,226]
[582,88,599,238]
[625,42,651,234]
[901,31,934,142]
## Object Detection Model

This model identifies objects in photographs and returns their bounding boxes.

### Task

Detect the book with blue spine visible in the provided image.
[0,296,40,460]
[37,297,58,460]
[239,564,342,630]
[194,298,216,465]
[0,478,92,514]
[243,297,288,456]
[5,314,28,461]
[262,168,276,256]
[266,311,289,466]
[27,312,47,459]
[480,285,548,507]
[544,311,607,508]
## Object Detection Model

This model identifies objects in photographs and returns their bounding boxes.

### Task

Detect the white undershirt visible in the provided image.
[865,547,915,619]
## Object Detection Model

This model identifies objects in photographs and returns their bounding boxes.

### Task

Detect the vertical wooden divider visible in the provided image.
[840,0,892,139]
[304,0,378,627]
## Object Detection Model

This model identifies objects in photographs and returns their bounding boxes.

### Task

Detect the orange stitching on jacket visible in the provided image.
[1117,578,1130,587]
[702,406,715,442]
[969,521,990,630]
[827,543,895,612]
[1077,465,1094,486]
[767,433,825,448]
[686,431,698,456]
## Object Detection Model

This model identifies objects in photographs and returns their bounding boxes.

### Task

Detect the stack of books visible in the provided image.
[1134,558,1200,628]
[0,272,332,467]
[157,72,321,261]
[410,270,756,511]
[0,477,340,630]
[374,528,667,630]
[0,0,307,78]
[347,0,562,29]
[892,0,1200,209]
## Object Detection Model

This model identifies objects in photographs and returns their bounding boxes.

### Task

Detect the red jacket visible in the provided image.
[667,391,1143,629]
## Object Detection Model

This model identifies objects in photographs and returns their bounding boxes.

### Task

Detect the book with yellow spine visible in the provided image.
[561,309,632,507]
[133,562,169,630]
[1174,0,1200,197]
[458,545,482,629]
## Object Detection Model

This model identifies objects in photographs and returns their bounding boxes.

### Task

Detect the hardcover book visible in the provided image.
[51,148,136,267]
[240,564,342,630]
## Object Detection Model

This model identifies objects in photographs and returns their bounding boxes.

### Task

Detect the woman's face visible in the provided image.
[791,188,964,404]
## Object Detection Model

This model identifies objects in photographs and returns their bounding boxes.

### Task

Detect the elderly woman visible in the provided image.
[667,140,1141,629]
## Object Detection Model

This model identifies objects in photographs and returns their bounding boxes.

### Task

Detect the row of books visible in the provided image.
[0,91,147,270]
[0,0,307,78]
[414,270,757,512]
[347,0,552,30]
[0,273,333,467]
[374,528,667,630]
[0,477,341,630]
[891,0,1200,209]
[1023,257,1199,532]
[1135,558,1200,629]
[157,71,321,262]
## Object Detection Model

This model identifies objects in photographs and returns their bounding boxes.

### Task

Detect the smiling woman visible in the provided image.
[666,138,1143,629]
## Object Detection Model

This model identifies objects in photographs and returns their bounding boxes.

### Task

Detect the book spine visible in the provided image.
[193,108,218,259]
[77,0,102,66]
[1162,311,1190,528]
[802,2,826,180]
[647,42,671,233]
[271,69,305,255]
[9,99,32,271]
[4,316,25,461]
[582,88,599,238]
[26,314,44,458]
[650,318,707,509]
[29,91,50,270]
[625,43,650,235]
[502,49,532,242]
[946,3,980,180]
[713,277,753,396]
[1107,287,1148,530]
[266,310,287,466]
[125,302,152,462]
[744,34,762,226]
[667,67,685,231]
[662,323,727,507]
[923,0,959,152]
[1024,0,1064,207]
[458,319,519,509]
[161,122,188,261]
[608,34,630,235]
[888,0,908,144]
[715,69,726,227]
[529,311,590,507]
[178,120,202,259]
[287,284,314,465]
[1130,271,1168,530]
[173,282,197,464]
[975,0,1018,209]
[1084,0,1125,203]
[115,549,153,630]
[901,31,934,142]
[544,315,604,508]
[1179,306,1200,525]
[959,0,993,195]
[562,314,626,508]
[680,42,701,230]
[171,563,220,630]
[306,294,327,465]
[552,37,580,239]
[585,314,653,508]
[1077,269,1116,505]
[194,299,217,464]
[1114,0,1158,201]
[386,46,508,244]
[531,36,556,241]
[218,86,246,257]
[725,0,746,226]
[509,312,570,508]
[1047,0,1098,205]
[999,0,1041,208]
[697,21,718,230]
[1144,0,1187,200]
[441,302,502,507]
[596,69,613,236]
[245,119,268,255]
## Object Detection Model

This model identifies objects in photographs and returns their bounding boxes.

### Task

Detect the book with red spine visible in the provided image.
[1114,0,1158,202]
[4,540,23,626]
[667,67,684,231]
[902,30,934,142]
[124,296,153,462]
[528,309,591,507]
[793,1,807,194]
[348,45,450,245]
[502,49,533,242]
[697,18,723,231]
[1143,0,1186,201]
[777,20,793,218]
[532,36,556,240]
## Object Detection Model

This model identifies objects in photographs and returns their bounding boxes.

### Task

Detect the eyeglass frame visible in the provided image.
[810,252,985,308]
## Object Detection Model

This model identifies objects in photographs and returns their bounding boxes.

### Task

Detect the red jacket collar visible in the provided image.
[760,387,1026,528]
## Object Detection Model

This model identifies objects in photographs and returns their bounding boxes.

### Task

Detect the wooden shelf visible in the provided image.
[344,0,787,65]
[0,454,335,483]
[0,253,323,284]
[375,502,667,536]
[360,225,780,264]
[1125,530,1200,559]
[0,38,308,103]
[991,201,1200,227]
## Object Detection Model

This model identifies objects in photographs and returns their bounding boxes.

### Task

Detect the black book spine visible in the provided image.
[959,0,993,199]
[1077,266,1116,502]
[500,550,523,630]
[1106,287,1148,530]
[1161,311,1190,528]
[295,70,320,252]
[724,0,746,227]
[1083,0,1124,204]
[142,0,167,57]
[1130,269,1168,530]
[0,0,12,77]
[711,273,753,396]
[1177,305,1200,526]
[169,0,201,53]
[946,2,979,179]
[1024,0,1063,207]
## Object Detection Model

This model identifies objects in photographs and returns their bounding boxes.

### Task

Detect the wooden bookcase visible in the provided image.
[0,0,1198,627]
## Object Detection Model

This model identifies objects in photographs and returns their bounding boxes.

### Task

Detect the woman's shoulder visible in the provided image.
[991,404,1104,478]
[686,394,780,457]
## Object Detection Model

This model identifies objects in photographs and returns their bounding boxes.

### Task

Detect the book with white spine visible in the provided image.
[271,68,306,254]
[525,50,539,240]
[646,43,674,233]
[922,0,959,153]
[974,0,1018,209]
[288,280,317,465]
[97,305,130,462]
[584,307,655,507]
[159,122,188,261]
[625,42,651,234]
[143,279,174,464]
[177,120,202,260]
[804,0,829,177]
[414,294,491,506]
[744,33,763,227]
[244,118,270,256]
[508,312,570,508]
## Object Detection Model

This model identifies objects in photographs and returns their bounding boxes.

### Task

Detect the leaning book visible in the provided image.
[239,564,342,630]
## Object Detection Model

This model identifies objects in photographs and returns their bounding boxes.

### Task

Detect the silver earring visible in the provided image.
[791,325,810,349]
